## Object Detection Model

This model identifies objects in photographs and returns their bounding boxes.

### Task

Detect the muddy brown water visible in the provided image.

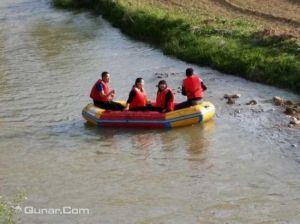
[0,0,300,223]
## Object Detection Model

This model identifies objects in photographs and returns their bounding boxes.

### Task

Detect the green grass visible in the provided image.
[0,193,26,224]
[52,0,300,93]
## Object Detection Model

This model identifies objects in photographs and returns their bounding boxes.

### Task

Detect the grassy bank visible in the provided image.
[53,0,300,93]
[0,193,26,224]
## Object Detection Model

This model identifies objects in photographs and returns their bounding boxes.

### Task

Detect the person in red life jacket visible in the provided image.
[90,71,124,110]
[125,77,152,111]
[154,80,175,113]
[175,68,207,110]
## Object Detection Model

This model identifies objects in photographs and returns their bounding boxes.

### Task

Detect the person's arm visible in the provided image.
[201,82,207,91]
[125,90,136,110]
[141,88,151,104]
[96,82,104,97]
[97,83,115,99]
[163,91,173,112]
[181,86,186,96]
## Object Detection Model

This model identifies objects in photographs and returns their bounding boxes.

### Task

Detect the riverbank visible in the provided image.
[52,0,300,93]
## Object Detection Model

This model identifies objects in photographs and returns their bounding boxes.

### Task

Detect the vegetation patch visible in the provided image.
[0,193,26,224]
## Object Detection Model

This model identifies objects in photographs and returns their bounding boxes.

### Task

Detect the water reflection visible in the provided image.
[130,132,157,150]
[188,120,215,154]
[82,119,215,164]
[84,124,163,152]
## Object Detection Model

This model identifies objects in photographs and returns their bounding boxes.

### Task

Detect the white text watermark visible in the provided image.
[14,206,90,215]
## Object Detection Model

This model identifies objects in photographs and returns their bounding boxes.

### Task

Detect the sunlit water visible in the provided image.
[0,0,300,223]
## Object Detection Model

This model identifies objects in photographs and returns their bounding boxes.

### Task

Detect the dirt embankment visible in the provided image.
[159,0,300,41]
[215,0,300,28]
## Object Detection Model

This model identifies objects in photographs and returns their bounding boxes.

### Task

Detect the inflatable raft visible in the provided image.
[82,101,215,128]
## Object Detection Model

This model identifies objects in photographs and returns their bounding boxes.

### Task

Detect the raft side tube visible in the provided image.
[82,101,215,128]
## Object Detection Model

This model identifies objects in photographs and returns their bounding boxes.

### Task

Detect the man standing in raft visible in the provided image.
[175,68,207,110]
[154,80,175,113]
[90,71,124,110]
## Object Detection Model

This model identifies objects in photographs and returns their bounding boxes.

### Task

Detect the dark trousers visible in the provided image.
[175,98,202,110]
[129,104,162,112]
[93,100,125,111]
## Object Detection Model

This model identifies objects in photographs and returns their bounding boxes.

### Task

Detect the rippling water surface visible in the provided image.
[1,1,300,223]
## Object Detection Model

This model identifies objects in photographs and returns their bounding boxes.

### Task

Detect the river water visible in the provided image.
[0,0,300,223]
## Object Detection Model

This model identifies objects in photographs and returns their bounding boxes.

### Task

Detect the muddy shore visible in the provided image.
[154,70,300,160]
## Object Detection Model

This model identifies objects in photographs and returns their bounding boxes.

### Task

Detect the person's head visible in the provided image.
[101,71,110,83]
[134,77,144,89]
[186,68,194,76]
[157,80,167,91]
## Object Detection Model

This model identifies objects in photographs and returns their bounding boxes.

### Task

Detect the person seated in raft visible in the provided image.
[125,77,153,111]
[152,80,175,113]
[90,71,125,111]
[175,68,207,110]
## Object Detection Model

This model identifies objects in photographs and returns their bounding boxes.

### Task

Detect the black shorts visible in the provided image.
[93,100,124,111]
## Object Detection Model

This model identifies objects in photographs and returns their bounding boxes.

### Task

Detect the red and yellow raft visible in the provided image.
[82,101,215,128]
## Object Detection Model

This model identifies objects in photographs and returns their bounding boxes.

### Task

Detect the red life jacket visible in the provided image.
[183,75,203,100]
[129,87,147,110]
[90,79,110,102]
[156,88,174,111]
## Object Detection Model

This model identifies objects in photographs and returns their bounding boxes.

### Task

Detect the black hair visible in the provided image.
[186,68,194,76]
[158,80,167,86]
[101,71,109,78]
[135,77,143,86]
